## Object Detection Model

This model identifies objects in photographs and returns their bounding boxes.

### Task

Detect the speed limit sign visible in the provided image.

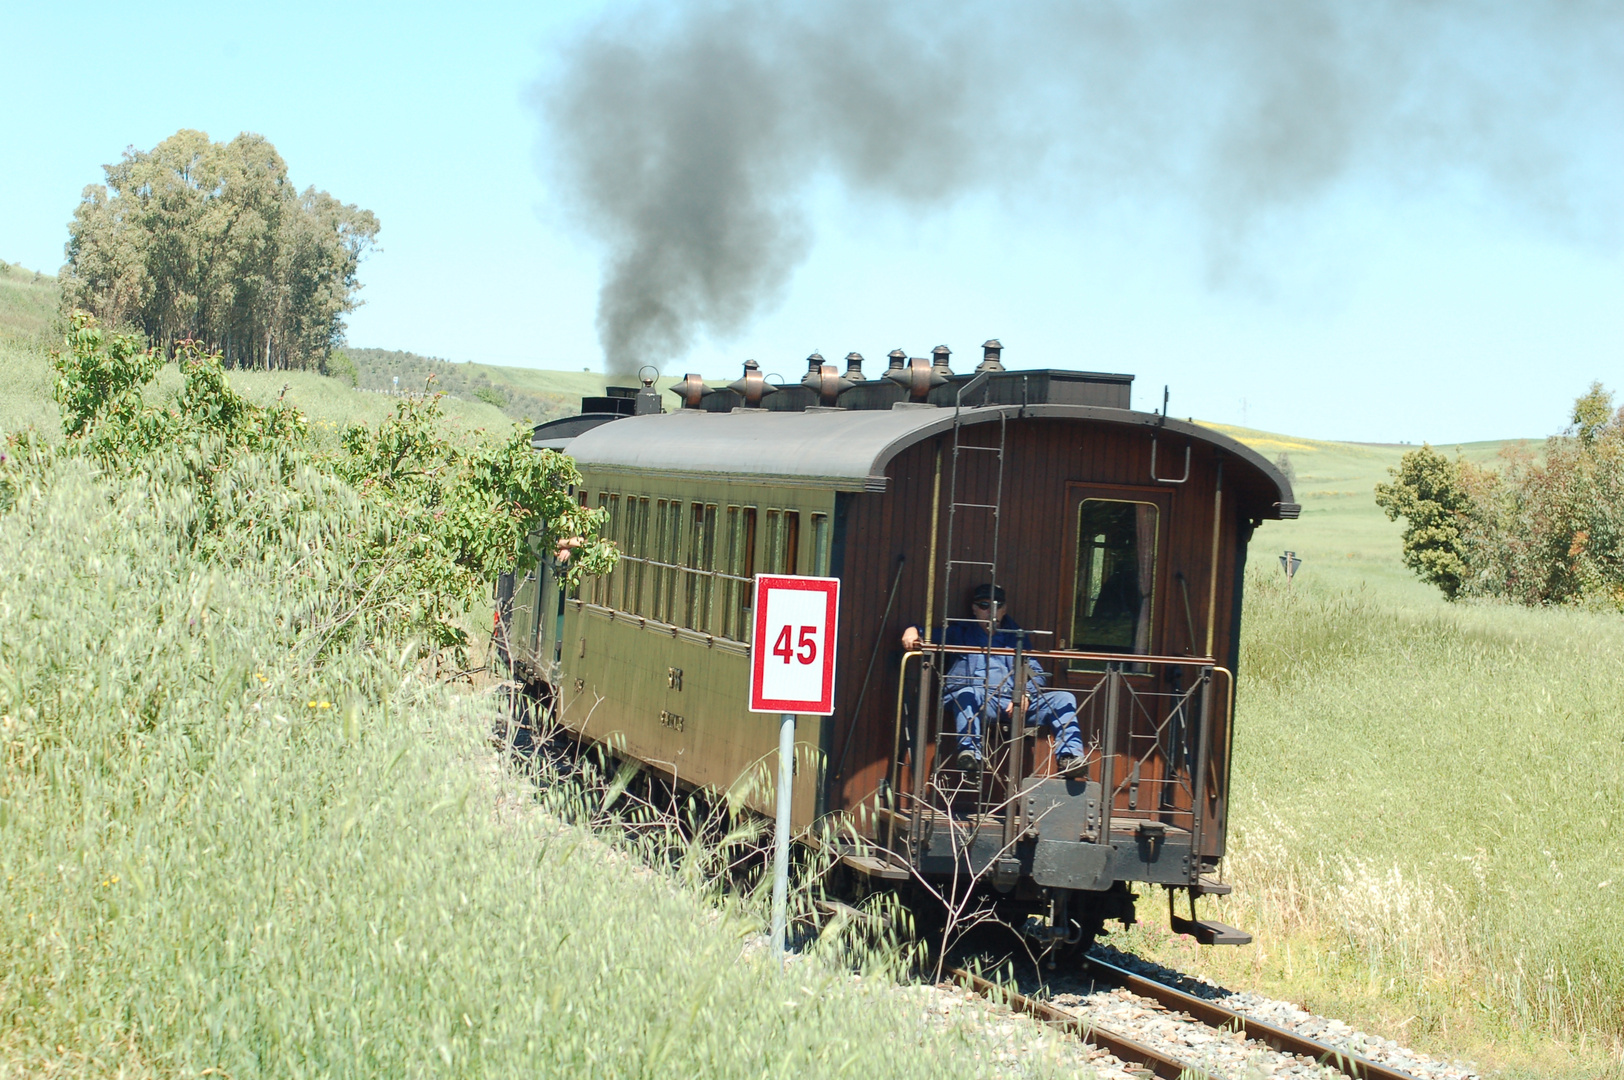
[749,574,840,715]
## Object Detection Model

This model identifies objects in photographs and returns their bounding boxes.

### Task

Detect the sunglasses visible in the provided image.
[972,600,1004,611]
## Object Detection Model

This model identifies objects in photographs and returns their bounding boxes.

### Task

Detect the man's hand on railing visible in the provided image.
[901,625,922,651]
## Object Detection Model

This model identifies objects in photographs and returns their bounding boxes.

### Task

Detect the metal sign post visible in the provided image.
[1279,550,1302,590]
[749,574,840,963]
[772,711,794,959]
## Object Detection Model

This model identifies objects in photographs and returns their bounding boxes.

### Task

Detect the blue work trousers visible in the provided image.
[944,685,1084,760]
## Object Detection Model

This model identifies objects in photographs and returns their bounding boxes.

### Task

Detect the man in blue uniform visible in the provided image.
[901,584,1085,774]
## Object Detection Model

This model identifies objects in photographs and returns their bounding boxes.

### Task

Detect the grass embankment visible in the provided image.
[0,452,1080,1077]
[1109,425,1624,1079]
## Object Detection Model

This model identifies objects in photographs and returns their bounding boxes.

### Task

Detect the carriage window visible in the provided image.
[653,499,683,623]
[784,512,799,574]
[724,506,757,642]
[1071,500,1157,660]
[686,502,718,631]
[763,509,800,575]
[810,513,830,576]
[594,492,616,607]
[624,496,650,615]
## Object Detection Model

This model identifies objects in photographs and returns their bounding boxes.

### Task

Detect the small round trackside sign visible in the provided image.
[749,575,840,715]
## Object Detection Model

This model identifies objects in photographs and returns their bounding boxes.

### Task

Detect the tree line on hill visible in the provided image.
[60,130,377,372]
[1377,382,1624,609]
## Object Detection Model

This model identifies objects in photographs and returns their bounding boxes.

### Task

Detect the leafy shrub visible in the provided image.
[323,348,360,387]
[1462,386,1624,609]
[42,312,614,656]
[1374,444,1474,599]
[1377,383,1624,609]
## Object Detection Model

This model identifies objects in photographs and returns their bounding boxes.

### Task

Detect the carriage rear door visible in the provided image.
[1057,485,1197,830]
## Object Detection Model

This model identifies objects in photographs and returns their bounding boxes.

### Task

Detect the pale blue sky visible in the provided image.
[2,1,1618,443]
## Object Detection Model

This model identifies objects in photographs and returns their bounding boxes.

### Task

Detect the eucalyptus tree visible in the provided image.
[62,129,378,370]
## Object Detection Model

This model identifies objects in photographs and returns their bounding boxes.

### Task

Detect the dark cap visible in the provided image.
[971,583,1006,604]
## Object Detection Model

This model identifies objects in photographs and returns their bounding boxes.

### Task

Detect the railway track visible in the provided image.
[951,954,1433,1080]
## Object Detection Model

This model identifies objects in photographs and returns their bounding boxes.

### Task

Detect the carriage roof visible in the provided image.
[562,403,1298,520]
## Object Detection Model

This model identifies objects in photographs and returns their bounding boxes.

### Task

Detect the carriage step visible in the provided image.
[839,854,911,882]
[1169,914,1252,946]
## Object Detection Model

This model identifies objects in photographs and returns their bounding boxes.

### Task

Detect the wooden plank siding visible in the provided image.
[826,418,1252,859]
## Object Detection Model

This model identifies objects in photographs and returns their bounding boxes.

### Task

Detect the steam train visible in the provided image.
[499,342,1297,949]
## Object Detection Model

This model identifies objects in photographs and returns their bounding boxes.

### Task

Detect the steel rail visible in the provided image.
[951,968,1199,1079]
[952,959,1426,1080]
[1082,954,1424,1080]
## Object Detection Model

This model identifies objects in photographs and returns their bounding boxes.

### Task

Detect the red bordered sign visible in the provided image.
[749,575,840,715]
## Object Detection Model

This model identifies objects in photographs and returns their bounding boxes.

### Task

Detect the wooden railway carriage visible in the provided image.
[503,358,1297,946]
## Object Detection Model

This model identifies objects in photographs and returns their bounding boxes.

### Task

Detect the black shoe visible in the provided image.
[953,750,981,771]
[1056,754,1083,777]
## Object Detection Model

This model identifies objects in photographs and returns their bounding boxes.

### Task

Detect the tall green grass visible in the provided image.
[1222,573,1624,1029]
[1111,426,1624,1077]
[0,443,1076,1077]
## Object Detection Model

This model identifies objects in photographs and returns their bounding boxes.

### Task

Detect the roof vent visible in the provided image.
[931,344,953,376]
[843,352,866,382]
[976,339,1005,373]
[728,359,778,409]
[885,349,948,402]
[668,373,713,410]
[800,351,854,407]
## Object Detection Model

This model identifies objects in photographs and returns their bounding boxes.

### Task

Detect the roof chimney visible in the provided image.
[976,339,1005,373]
[843,352,866,382]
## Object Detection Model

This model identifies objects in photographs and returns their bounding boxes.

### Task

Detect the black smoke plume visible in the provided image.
[535,1,1621,376]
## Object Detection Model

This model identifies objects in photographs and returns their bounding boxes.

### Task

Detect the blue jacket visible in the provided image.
[928,618,1049,696]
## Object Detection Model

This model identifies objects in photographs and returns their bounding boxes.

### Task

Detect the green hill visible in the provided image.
[1199,421,1529,605]
[339,346,698,426]
[0,259,60,347]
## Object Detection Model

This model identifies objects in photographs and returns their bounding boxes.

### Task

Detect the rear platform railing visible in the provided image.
[886,647,1233,874]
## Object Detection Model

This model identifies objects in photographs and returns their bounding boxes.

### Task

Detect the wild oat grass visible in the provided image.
[1109,429,1624,1078]
[1228,573,1624,1029]
[0,444,1077,1078]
